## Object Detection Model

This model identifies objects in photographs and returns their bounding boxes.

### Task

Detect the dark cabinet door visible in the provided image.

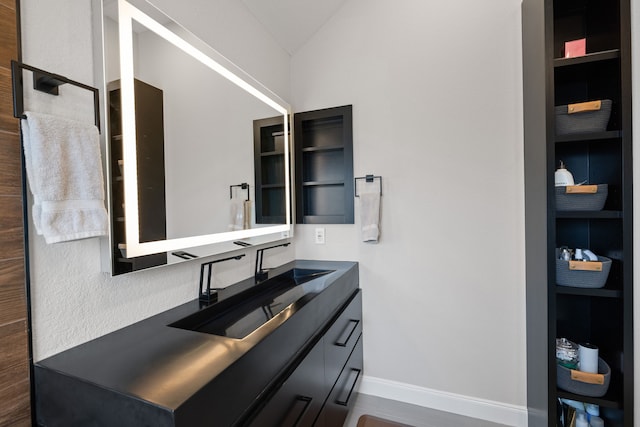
[324,291,362,392]
[322,336,363,427]
[248,339,325,427]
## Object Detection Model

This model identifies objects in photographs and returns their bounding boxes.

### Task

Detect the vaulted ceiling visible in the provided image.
[241,0,349,55]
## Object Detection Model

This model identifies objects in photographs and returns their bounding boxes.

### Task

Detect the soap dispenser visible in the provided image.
[555,160,575,187]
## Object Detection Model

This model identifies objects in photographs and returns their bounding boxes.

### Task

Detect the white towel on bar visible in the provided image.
[21,111,108,243]
[229,198,245,231]
[360,191,381,243]
[243,200,252,230]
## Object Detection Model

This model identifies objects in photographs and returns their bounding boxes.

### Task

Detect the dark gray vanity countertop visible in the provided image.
[35,259,358,416]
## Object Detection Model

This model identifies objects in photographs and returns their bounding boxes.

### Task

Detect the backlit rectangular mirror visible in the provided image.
[99,0,292,274]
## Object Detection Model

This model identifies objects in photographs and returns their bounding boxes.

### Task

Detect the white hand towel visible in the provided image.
[360,192,381,243]
[243,200,252,230]
[21,111,108,243]
[228,198,245,231]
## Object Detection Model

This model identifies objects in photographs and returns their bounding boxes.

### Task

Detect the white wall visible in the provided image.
[140,0,291,101]
[291,0,527,420]
[21,0,293,361]
[132,25,282,238]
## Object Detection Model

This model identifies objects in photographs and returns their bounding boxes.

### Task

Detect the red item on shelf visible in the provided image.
[564,38,586,58]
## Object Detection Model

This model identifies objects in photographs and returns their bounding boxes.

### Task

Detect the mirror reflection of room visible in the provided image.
[102,0,291,272]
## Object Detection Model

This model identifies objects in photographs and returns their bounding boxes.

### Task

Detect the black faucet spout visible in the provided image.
[255,242,291,283]
[199,254,246,305]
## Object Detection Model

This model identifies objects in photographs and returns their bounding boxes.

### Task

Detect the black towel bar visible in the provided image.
[11,60,101,132]
[354,174,382,197]
[230,182,250,200]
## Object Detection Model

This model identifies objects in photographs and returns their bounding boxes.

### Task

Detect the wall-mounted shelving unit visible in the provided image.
[294,105,354,224]
[524,0,632,425]
[253,116,288,224]
[107,79,168,275]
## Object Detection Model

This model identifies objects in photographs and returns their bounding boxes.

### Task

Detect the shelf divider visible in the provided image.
[553,49,621,68]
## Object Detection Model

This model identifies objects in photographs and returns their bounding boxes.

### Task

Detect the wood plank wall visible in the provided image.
[0,0,32,425]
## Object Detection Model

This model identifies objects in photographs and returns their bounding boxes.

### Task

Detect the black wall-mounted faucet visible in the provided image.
[255,243,291,282]
[199,254,246,305]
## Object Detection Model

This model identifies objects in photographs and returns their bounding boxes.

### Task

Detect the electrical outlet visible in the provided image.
[315,228,325,244]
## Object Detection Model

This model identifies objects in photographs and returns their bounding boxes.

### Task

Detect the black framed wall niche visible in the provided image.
[294,105,354,224]
[253,115,288,224]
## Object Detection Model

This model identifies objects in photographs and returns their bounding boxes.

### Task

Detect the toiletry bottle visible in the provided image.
[555,161,575,187]
[575,411,589,427]
[585,403,600,417]
[560,247,572,261]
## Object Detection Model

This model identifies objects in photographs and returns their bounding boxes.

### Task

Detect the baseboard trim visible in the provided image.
[358,376,528,427]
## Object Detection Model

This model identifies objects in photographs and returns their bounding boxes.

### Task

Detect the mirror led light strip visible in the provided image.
[118,0,291,257]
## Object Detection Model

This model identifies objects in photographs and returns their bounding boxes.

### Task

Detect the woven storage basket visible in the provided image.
[557,357,611,397]
[555,184,608,211]
[555,99,612,135]
[556,252,611,288]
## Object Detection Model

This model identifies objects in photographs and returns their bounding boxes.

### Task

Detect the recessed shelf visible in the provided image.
[556,388,622,409]
[554,49,621,68]
[301,145,344,153]
[254,115,288,224]
[295,105,354,224]
[555,130,622,143]
[302,180,345,187]
[556,286,622,298]
[555,210,623,219]
[261,150,285,157]
[299,215,348,224]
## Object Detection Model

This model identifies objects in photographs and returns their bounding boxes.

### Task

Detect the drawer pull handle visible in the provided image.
[336,368,361,406]
[335,319,359,347]
[281,395,313,427]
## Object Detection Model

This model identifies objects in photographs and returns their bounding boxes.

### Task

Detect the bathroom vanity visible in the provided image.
[34,260,361,427]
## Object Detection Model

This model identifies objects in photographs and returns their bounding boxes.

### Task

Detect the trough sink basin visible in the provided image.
[169,268,334,339]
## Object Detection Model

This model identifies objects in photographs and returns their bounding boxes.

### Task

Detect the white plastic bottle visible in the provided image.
[575,411,589,427]
[555,160,575,186]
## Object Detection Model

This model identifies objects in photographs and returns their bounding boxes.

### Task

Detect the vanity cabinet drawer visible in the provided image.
[324,290,362,389]
[247,339,325,427]
[321,335,363,427]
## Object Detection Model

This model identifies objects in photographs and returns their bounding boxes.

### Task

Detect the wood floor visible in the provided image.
[344,394,511,427]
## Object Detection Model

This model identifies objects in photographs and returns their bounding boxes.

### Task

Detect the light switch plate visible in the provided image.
[315,228,325,244]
